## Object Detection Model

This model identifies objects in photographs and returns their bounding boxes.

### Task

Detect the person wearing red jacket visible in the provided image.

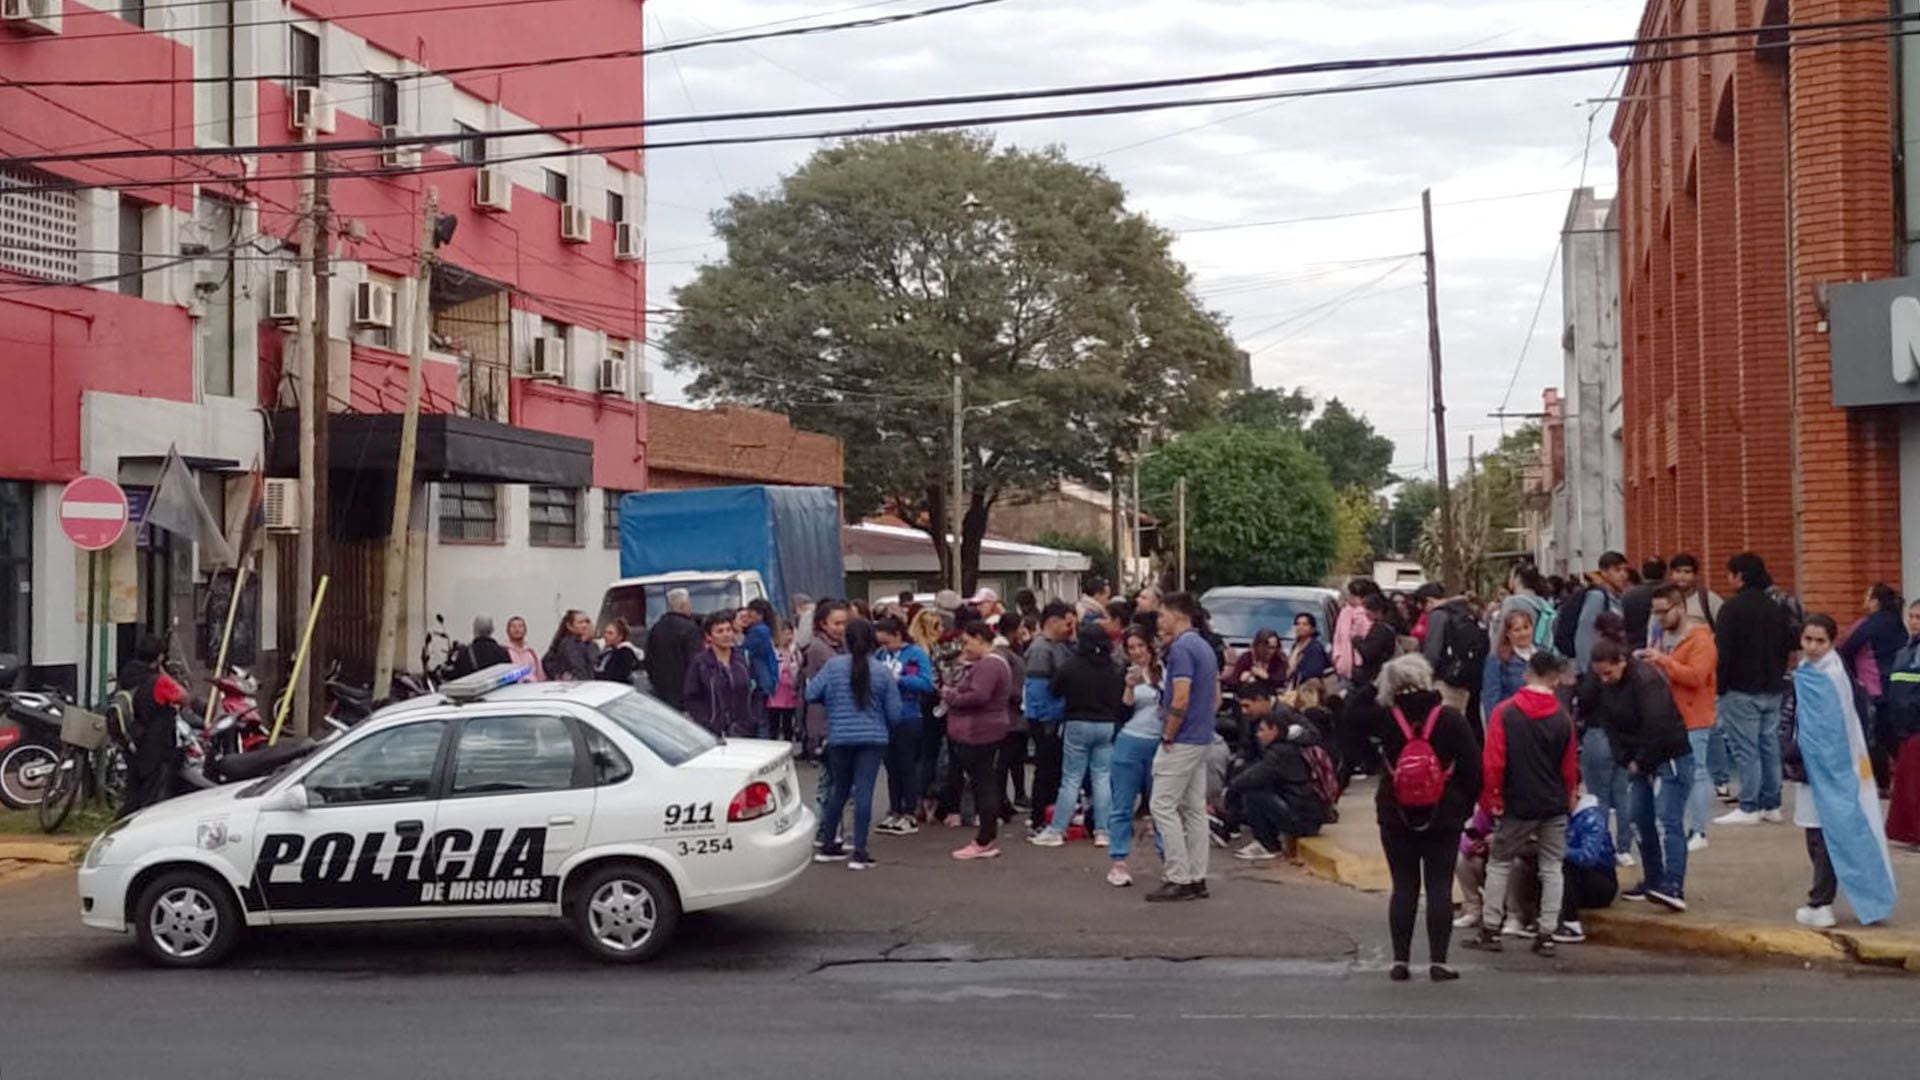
[1469,650,1580,957]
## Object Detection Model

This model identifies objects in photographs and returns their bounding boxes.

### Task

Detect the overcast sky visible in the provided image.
[641,0,1641,481]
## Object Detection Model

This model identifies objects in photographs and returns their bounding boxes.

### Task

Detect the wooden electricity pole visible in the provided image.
[305,155,332,737]
[1422,188,1458,593]
[373,187,438,701]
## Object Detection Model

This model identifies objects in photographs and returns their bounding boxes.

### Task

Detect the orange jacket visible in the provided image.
[1650,623,1718,731]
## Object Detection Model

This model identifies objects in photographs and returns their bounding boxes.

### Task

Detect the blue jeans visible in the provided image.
[1580,727,1634,856]
[1628,755,1694,895]
[1719,691,1784,812]
[1107,733,1160,860]
[1706,722,1732,787]
[1685,728,1715,836]
[1046,720,1114,836]
[818,744,885,853]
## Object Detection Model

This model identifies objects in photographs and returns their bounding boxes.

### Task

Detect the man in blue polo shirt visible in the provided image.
[1147,592,1221,902]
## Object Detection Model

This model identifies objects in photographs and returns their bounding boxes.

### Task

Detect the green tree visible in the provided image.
[1219,386,1315,432]
[1304,397,1397,492]
[1332,487,1380,576]
[1374,479,1438,561]
[664,131,1243,590]
[1140,426,1337,591]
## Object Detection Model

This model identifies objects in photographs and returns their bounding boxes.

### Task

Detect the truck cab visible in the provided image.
[598,571,769,629]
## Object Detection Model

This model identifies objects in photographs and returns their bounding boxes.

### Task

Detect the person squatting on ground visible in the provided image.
[1786,614,1898,929]
[1031,628,1123,846]
[1468,651,1580,957]
[1223,689,1331,862]
[1370,654,1482,982]
[807,618,904,871]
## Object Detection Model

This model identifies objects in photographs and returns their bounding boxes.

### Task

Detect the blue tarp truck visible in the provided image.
[596,485,846,628]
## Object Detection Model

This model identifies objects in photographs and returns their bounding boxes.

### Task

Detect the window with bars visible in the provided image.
[603,490,626,547]
[529,486,580,547]
[0,168,79,283]
[438,482,499,542]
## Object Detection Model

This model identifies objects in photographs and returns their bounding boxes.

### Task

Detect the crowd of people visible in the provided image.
[453,549,1914,975]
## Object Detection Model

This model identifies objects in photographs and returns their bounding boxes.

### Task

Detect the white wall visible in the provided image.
[1558,190,1623,573]
[422,483,622,650]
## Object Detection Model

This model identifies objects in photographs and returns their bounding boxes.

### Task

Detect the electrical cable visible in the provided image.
[7,15,1912,183]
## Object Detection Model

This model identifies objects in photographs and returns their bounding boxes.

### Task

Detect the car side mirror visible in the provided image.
[264,783,309,812]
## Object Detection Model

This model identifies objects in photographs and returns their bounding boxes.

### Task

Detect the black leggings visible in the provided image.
[1379,824,1462,965]
[951,741,1001,846]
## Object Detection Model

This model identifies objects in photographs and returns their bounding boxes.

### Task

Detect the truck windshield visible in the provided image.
[1205,596,1323,646]
[596,690,719,766]
[600,580,743,627]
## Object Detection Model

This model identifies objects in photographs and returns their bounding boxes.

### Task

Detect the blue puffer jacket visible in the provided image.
[879,644,935,728]
[744,622,778,697]
[805,654,903,746]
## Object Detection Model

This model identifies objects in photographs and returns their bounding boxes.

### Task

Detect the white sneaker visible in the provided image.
[1687,833,1710,853]
[1715,808,1762,826]
[1093,831,1110,848]
[1233,841,1279,862]
[1795,905,1837,929]
[1452,912,1481,929]
[1501,917,1527,938]
[1615,852,1637,868]
[1028,830,1064,847]
[1759,809,1784,824]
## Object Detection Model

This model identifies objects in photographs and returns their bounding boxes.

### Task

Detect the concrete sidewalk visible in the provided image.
[1295,778,1920,972]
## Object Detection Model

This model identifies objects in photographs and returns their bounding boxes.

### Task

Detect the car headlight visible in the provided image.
[85,820,129,868]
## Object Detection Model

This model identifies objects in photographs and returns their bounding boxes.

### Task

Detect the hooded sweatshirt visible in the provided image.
[1482,685,1579,820]
[1648,622,1718,731]
[1227,717,1331,826]
[1331,602,1371,680]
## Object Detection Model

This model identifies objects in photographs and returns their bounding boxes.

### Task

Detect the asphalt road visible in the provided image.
[3,815,1912,1079]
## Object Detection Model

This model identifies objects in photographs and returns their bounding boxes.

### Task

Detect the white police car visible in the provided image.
[78,666,814,967]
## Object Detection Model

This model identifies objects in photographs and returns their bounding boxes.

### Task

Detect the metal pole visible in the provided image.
[212,562,248,680]
[1175,475,1187,593]
[1109,456,1125,591]
[292,122,316,729]
[305,154,333,739]
[1423,188,1458,592]
[373,188,438,701]
[83,550,96,704]
[949,353,964,592]
[1130,451,1142,584]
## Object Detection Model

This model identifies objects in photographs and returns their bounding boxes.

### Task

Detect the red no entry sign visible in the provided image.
[60,475,129,551]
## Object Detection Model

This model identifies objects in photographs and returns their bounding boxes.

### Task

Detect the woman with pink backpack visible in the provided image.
[1365,653,1483,983]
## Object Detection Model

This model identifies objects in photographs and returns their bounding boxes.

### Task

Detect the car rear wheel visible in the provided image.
[132,869,240,968]
[570,863,679,963]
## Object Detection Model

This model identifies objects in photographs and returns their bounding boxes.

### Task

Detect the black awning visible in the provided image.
[267,411,593,487]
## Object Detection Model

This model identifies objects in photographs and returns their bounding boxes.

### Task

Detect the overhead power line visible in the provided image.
[4,12,1912,179]
[0,0,1011,88]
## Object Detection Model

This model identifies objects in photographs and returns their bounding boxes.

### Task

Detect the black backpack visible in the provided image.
[1552,587,1595,658]
[1436,605,1489,688]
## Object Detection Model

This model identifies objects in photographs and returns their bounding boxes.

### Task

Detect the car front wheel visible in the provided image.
[132,869,241,968]
[570,863,679,963]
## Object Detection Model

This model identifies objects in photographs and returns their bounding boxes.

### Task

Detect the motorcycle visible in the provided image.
[0,651,74,809]
[206,667,267,756]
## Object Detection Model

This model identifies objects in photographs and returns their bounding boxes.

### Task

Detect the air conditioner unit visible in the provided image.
[262,478,300,532]
[474,166,511,212]
[379,126,417,169]
[530,336,566,380]
[614,221,643,262]
[264,266,299,324]
[1,0,59,35]
[634,369,654,397]
[560,204,591,244]
[596,356,627,395]
[352,280,395,330]
[289,86,337,135]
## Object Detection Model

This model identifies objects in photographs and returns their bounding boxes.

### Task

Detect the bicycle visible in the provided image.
[38,703,119,833]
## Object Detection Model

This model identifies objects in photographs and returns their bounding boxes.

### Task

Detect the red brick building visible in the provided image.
[1611,0,1904,615]
[644,403,844,491]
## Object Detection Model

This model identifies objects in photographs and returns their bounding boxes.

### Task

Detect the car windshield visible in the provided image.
[596,690,720,766]
[600,580,744,628]
[1205,596,1323,644]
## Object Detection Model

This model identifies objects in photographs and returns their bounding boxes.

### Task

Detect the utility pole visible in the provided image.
[949,352,964,593]
[304,153,333,737]
[373,187,439,701]
[291,123,317,731]
[1109,455,1125,592]
[1130,445,1143,585]
[1422,188,1458,593]
[1174,475,1187,593]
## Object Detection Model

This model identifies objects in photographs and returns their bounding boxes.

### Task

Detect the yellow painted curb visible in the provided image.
[0,858,63,888]
[1297,835,1392,893]
[0,839,86,865]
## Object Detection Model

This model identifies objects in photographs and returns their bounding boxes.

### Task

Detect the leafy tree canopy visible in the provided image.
[1305,397,1397,493]
[1141,425,1337,591]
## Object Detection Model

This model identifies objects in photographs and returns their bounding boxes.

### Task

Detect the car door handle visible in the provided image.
[395,819,425,837]
[548,815,576,827]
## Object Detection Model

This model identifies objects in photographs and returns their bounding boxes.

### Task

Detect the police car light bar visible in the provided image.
[440,663,533,704]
